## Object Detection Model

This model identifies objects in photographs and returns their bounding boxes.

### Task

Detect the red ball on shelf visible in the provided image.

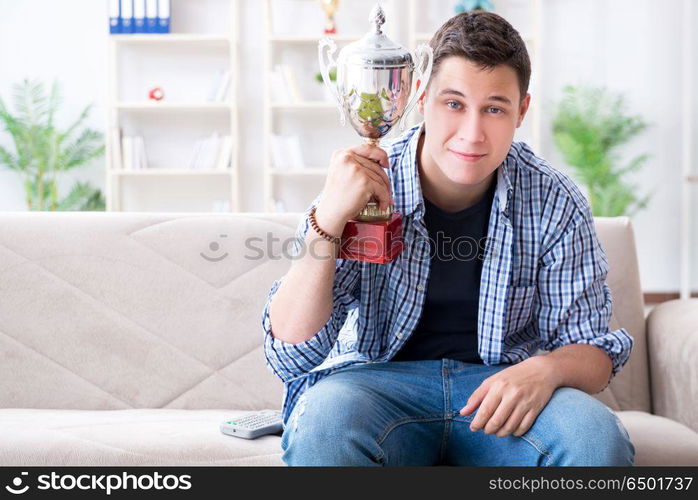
[148,87,164,101]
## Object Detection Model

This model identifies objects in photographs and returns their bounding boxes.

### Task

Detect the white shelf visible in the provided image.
[263,0,402,212]
[116,102,232,111]
[110,169,232,176]
[106,0,240,213]
[110,34,232,45]
[270,168,328,176]
[270,101,336,109]
[269,35,360,43]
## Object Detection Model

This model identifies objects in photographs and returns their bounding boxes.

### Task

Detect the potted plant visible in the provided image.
[0,78,105,211]
[454,0,494,13]
[552,84,651,217]
[315,67,337,103]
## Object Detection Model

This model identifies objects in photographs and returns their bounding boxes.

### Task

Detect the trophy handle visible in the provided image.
[318,37,346,126]
[400,43,434,131]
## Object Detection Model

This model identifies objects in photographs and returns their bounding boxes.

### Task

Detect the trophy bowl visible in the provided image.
[318,4,433,263]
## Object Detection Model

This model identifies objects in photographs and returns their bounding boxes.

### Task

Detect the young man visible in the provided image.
[262,11,635,466]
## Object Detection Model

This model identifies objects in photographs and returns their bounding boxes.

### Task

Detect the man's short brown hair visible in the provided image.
[429,11,531,100]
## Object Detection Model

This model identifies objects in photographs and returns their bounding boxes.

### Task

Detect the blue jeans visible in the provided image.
[281,359,635,466]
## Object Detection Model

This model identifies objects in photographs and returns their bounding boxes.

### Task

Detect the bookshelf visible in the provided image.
[106,0,240,212]
[262,0,402,213]
[262,0,543,213]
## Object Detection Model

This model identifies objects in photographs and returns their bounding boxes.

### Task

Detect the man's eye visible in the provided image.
[488,107,503,114]
[446,101,462,110]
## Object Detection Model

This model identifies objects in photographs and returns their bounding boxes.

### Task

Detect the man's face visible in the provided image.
[417,56,530,186]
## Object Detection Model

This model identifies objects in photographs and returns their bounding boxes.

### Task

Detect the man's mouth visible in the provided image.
[450,150,487,162]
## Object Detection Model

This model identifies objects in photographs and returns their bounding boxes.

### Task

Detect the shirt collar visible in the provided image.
[393,121,517,220]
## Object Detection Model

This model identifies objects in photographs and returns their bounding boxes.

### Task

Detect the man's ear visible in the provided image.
[417,82,427,114]
[516,93,531,128]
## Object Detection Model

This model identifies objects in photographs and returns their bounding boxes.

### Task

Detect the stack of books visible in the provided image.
[269,64,303,103]
[269,134,305,170]
[208,70,233,103]
[112,132,149,171]
[110,0,171,34]
[111,129,232,171]
[189,133,233,171]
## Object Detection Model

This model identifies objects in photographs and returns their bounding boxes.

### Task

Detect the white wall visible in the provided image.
[0,0,695,293]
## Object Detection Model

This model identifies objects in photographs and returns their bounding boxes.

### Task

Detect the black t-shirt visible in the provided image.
[392,178,496,363]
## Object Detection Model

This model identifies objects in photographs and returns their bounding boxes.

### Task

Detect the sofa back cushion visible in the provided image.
[0,213,648,412]
[593,217,650,412]
[0,212,296,410]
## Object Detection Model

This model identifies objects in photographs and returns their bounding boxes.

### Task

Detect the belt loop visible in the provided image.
[441,358,451,372]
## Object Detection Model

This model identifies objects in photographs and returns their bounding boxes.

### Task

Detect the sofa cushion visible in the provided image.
[0,409,283,466]
[4,408,696,467]
[616,410,698,466]
[0,212,291,410]
[593,217,651,413]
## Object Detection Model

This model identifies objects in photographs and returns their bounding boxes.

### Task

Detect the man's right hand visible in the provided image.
[314,143,393,236]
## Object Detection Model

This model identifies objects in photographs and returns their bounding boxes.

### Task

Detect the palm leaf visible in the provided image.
[552,84,651,217]
[0,79,104,210]
[56,181,105,211]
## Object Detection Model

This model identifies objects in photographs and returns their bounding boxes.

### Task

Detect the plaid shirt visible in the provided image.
[261,123,633,424]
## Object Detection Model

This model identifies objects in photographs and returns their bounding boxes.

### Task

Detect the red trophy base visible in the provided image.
[339,213,403,264]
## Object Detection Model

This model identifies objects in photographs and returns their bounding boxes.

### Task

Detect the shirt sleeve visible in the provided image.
[260,195,360,383]
[536,204,634,389]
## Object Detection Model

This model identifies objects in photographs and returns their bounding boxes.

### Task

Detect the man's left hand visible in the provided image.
[459,356,559,438]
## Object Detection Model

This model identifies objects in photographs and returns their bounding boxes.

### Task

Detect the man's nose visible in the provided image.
[458,114,486,143]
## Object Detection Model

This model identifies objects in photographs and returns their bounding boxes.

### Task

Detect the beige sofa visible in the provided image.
[0,212,696,466]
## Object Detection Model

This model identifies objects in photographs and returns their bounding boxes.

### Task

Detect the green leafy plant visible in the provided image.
[315,67,337,84]
[0,79,105,211]
[552,85,651,217]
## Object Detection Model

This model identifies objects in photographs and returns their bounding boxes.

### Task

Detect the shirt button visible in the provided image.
[416,284,425,291]
[396,332,403,339]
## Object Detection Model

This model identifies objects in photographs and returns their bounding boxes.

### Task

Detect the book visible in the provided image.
[120,0,134,34]
[215,136,233,170]
[133,0,146,33]
[274,198,287,213]
[111,128,123,169]
[279,65,303,103]
[270,134,305,170]
[134,136,148,169]
[212,200,231,212]
[215,71,232,102]
[269,67,292,103]
[122,136,134,170]
[202,133,221,170]
[157,0,171,34]
[190,133,222,170]
[109,0,121,34]
[188,139,204,170]
[208,70,232,102]
[145,0,158,33]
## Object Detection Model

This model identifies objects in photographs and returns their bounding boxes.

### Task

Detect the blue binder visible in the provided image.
[109,0,121,34]
[133,0,146,33]
[145,0,158,33]
[157,0,171,34]
[120,0,134,34]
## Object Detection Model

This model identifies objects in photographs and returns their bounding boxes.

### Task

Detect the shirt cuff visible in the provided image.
[570,327,634,389]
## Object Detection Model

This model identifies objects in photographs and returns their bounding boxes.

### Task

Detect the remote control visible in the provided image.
[219,409,283,439]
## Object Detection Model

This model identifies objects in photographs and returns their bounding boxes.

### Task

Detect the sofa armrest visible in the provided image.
[646,299,698,433]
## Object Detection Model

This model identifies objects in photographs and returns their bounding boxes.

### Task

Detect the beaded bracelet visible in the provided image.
[308,207,342,245]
